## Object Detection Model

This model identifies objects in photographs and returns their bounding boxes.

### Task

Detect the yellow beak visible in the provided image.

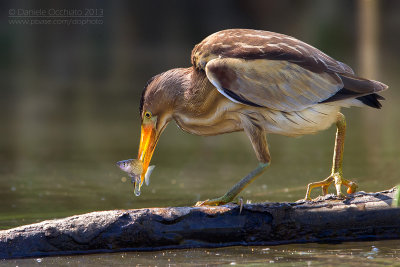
[137,121,158,187]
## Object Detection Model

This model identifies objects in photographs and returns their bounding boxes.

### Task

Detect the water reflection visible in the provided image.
[2,240,399,266]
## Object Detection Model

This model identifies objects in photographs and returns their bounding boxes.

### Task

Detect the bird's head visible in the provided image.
[137,68,190,187]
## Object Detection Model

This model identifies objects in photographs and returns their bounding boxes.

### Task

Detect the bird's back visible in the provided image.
[191,29,354,75]
[191,29,387,112]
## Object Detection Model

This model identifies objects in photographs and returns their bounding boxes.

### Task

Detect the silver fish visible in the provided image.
[116,159,155,196]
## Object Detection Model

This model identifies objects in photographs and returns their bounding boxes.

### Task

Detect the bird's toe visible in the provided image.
[194,200,209,207]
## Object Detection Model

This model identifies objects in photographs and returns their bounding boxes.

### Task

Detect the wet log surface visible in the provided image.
[1,188,399,259]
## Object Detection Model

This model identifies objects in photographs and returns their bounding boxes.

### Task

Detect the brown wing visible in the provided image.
[192,29,387,111]
[191,29,354,75]
[205,57,343,111]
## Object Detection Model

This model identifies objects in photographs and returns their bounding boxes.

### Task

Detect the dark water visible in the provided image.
[1,240,400,266]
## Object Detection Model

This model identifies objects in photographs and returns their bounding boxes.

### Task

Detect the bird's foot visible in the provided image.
[194,194,233,206]
[304,172,358,201]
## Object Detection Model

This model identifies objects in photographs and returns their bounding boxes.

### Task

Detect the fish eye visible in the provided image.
[144,111,152,119]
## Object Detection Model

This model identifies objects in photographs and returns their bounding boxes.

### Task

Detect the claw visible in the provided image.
[194,196,228,206]
[238,197,244,214]
[305,174,358,200]
[194,200,208,207]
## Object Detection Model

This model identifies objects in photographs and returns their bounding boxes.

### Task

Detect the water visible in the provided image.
[1,113,398,227]
[1,107,399,229]
[1,241,399,266]
[1,104,400,264]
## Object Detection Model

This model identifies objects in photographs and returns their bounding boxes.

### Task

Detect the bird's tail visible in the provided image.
[355,93,385,109]
[321,74,388,109]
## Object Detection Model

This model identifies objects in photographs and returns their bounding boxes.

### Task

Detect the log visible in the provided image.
[1,188,399,259]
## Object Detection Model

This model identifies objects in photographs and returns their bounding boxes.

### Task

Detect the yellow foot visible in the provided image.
[304,172,358,200]
[194,195,232,206]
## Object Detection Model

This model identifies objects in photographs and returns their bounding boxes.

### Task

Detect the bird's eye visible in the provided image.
[144,111,152,119]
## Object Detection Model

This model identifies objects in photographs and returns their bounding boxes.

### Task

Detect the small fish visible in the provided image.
[116,159,155,196]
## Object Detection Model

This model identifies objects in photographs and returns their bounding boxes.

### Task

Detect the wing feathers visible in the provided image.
[195,29,388,111]
[321,74,387,105]
[340,74,388,93]
[192,29,355,76]
[206,57,343,112]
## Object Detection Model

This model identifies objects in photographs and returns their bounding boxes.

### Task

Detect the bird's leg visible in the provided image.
[195,162,269,206]
[305,112,358,200]
[195,117,270,206]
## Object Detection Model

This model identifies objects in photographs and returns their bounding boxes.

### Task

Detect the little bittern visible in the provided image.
[135,29,388,205]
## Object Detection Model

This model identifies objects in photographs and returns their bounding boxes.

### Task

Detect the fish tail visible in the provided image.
[145,165,156,186]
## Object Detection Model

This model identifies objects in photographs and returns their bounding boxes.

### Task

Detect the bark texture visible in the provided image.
[1,188,399,259]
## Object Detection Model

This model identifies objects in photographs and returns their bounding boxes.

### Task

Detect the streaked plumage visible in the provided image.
[134,29,388,204]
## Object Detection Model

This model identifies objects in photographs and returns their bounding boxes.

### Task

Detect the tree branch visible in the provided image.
[1,188,399,259]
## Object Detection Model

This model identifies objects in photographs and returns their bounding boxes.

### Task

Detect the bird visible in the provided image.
[136,29,388,205]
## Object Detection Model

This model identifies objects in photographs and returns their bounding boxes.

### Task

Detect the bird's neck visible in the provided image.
[170,67,239,136]
[173,67,221,114]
